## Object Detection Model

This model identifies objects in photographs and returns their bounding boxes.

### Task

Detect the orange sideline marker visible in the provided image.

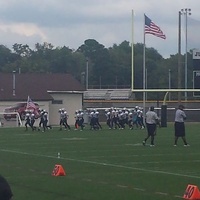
[52,164,66,176]
[183,184,200,199]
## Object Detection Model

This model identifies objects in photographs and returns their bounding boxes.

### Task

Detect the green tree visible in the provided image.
[77,39,112,88]
[13,43,32,57]
[109,41,131,88]
[0,45,19,72]
[0,39,196,100]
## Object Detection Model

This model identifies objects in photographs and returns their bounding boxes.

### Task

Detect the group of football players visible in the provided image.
[87,109,102,130]
[74,109,85,131]
[58,108,71,131]
[85,106,145,131]
[104,106,145,130]
[24,106,146,131]
[24,109,51,132]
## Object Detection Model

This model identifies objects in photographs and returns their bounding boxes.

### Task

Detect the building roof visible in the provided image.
[0,73,85,101]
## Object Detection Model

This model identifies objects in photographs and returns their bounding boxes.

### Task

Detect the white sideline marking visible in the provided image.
[1,148,200,179]
[134,187,145,191]
[130,160,200,164]
[62,137,87,140]
[117,185,128,188]
[174,195,183,198]
[155,192,168,195]
[126,143,142,146]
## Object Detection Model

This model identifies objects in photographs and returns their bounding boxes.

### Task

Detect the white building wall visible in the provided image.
[48,93,83,126]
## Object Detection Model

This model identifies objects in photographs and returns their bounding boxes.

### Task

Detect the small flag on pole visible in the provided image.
[145,14,166,39]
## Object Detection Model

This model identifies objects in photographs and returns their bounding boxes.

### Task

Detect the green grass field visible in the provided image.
[0,123,200,200]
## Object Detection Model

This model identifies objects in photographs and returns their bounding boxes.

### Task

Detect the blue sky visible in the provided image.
[0,0,199,58]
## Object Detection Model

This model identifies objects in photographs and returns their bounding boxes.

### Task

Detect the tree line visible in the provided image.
[0,39,194,100]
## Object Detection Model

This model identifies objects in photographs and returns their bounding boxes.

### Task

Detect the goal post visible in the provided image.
[131,88,200,127]
[131,88,200,92]
[0,112,23,128]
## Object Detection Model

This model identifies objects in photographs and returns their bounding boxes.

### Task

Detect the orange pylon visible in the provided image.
[183,184,200,199]
[52,164,66,176]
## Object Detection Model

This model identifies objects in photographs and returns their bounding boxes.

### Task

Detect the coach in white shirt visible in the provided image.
[142,106,159,147]
[174,105,189,147]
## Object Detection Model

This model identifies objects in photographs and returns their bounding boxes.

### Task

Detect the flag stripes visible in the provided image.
[26,96,36,110]
[145,14,166,39]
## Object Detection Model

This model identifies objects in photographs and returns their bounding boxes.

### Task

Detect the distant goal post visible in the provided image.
[131,89,200,100]
[131,89,200,92]
[0,112,23,127]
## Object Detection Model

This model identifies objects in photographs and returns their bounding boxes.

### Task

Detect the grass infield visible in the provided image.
[0,123,200,200]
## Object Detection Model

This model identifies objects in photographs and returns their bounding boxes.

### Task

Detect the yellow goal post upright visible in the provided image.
[131,88,200,127]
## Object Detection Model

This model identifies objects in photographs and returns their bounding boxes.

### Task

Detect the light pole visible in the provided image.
[86,58,89,90]
[178,11,182,103]
[12,71,16,96]
[181,8,191,101]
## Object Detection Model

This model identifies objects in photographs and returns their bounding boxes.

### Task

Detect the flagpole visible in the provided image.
[143,14,146,119]
[26,95,29,105]
[131,10,134,91]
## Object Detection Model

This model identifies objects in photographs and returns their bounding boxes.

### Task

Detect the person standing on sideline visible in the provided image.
[142,106,159,147]
[174,105,189,146]
[0,174,13,200]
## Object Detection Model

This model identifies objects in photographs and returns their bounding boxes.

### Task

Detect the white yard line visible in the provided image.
[1,148,200,179]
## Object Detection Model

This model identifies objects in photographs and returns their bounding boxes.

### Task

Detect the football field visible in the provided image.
[0,123,200,200]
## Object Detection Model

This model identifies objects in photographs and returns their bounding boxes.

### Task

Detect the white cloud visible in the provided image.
[0,22,46,39]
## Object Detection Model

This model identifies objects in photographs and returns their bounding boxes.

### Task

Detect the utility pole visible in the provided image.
[12,71,16,96]
[86,58,89,90]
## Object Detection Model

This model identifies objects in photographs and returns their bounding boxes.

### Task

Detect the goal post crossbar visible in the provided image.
[131,89,200,92]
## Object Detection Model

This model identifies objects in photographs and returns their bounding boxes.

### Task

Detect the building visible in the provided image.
[0,73,85,125]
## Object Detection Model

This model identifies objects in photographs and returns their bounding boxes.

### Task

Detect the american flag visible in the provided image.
[145,15,166,39]
[26,96,36,110]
